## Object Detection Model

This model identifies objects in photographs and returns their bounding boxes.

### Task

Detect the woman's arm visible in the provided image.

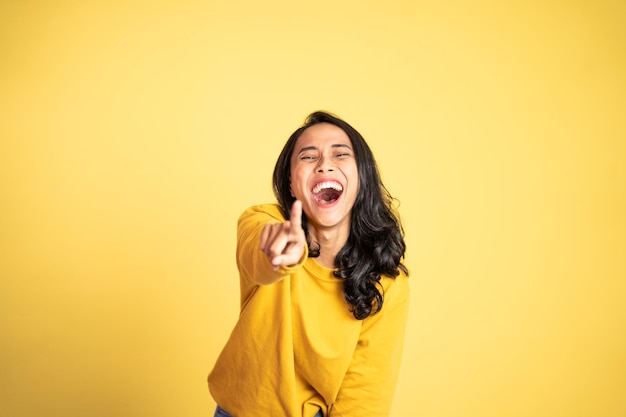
[330,272,410,416]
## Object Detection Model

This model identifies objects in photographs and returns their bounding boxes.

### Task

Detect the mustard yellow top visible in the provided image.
[208,204,409,417]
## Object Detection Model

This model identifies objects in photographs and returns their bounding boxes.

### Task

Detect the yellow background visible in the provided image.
[1,1,625,416]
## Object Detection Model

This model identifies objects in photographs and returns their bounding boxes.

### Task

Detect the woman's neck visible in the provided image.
[307,225,349,269]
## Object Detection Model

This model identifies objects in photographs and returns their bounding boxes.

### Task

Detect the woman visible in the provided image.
[208,111,409,417]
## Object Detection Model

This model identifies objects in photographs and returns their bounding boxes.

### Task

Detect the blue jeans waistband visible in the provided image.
[214,405,323,417]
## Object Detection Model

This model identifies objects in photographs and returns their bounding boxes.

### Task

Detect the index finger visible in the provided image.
[289,200,303,233]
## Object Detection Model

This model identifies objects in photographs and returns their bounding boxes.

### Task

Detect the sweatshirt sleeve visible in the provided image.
[329,271,410,416]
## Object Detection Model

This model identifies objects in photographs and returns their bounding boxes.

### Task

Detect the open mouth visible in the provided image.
[311,180,343,205]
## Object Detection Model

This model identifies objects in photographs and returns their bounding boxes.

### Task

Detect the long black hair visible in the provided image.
[273,111,408,320]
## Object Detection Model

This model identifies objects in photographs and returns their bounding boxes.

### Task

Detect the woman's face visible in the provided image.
[289,123,359,231]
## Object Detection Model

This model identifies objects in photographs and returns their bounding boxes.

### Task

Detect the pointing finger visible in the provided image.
[290,200,302,233]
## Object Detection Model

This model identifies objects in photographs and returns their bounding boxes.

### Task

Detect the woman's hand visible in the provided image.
[259,200,306,270]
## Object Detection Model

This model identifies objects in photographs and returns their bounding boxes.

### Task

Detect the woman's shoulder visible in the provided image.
[380,268,409,296]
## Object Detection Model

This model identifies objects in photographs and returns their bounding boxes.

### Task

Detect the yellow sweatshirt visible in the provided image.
[208,204,409,417]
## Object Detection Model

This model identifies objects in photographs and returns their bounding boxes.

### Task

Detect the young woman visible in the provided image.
[208,111,409,417]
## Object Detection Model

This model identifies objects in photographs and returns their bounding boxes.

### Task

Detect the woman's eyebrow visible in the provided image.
[297,143,352,154]
[332,144,352,150]
[297,146,318,154]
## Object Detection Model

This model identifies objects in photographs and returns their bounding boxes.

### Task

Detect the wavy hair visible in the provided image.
[273,111,408,320]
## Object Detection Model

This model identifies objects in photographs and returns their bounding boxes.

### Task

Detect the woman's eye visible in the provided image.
[300,155,317,161]
[335,153,350,158]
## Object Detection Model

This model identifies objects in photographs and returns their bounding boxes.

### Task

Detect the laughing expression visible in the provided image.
[290,122,359,231]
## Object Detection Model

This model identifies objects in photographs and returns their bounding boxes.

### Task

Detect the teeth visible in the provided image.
[312,181,343,194]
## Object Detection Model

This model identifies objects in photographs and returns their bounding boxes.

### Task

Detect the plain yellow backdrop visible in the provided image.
[1,1,625,416]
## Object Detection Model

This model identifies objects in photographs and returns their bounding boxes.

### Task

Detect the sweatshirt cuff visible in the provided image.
[275,244,309,275]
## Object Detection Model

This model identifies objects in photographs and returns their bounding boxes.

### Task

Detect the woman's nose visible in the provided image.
[316,156,335,172]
